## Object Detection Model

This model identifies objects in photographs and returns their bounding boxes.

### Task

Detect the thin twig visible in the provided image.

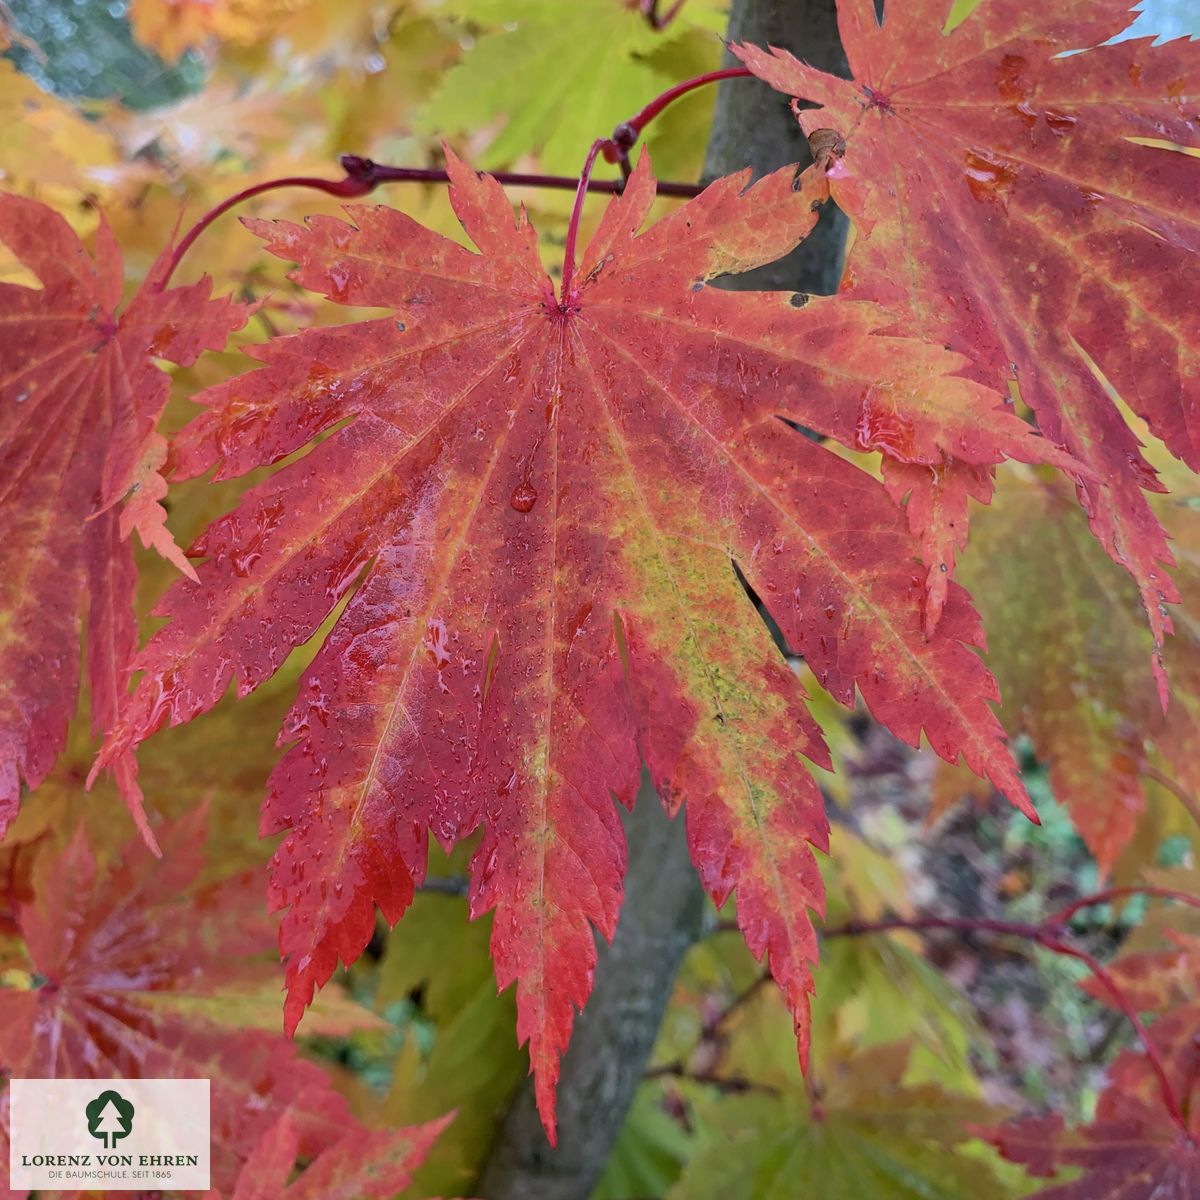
[820,914,1046,942]
[805,911,1191,1132]
[643,1061,778,1095]
[1043,936,1186,1132]
[342,157,704,198]
[1049,885,1200,927]
[705,970,771,1039]
[162,67,762,287]
[418,876,469,897]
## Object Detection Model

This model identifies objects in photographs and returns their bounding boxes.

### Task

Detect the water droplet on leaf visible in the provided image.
[510,482,537,512]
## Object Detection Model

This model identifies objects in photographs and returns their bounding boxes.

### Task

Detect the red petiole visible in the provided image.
[1049,884,1200,926]
[560,67,758,292]
[163,68,759,292]
[161,154,707,288]
[602,67,753,176]
[164,69,753,290]
[162,171,374,287]
[640,0,689,31]
[559,139,607,304]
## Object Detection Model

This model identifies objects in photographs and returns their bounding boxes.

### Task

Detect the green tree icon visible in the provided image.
[85,1090,135,1149]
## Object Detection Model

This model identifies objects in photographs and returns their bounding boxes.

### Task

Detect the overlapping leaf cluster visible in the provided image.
[0,0,1198,1194]
[0,799,450,1198]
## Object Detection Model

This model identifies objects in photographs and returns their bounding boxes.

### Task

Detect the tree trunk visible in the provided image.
[703,0,850,296]
[476,3,846,1196]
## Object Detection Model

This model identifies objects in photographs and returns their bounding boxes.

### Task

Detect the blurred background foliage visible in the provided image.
[1,0,1199,1197]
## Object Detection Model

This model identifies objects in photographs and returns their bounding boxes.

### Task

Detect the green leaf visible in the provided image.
[591,1084,692,1200]
[419,0,723,172]
[378,888,524,1197]
[668,1045,1008,1200]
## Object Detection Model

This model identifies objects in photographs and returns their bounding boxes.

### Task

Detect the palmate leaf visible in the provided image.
[959,471,1162,872]
[989,1005,1200,1198]
[1075,871,1200,1012]
[666,1042,1007,1200]
[0,194,247,846]
[0,811,358,1193]
[97,149,1064,1137]
[735,0,1199,665]
[219,1113,453,1200]
[419,0,725,174]
[1081,929,1200,1014]
[958,451,1200,871]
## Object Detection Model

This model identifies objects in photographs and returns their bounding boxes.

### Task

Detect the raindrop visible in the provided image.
[480,846,499,883]
[328,263,351,302]
[1044,109,1078,136]
[510,482,538,512]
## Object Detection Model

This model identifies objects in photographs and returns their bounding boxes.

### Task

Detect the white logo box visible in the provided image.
[10,1079,210,1192]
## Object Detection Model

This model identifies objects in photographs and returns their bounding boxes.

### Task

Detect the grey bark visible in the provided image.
[477,2,846,1197]
[702,0,851,296]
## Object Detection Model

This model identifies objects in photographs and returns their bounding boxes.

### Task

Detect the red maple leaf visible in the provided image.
[881,457,994,631]
[217,1112,453,1200]
[0,810,355,1191]
[735,0,1199,663]
[988,1006,1200,1198]
[0,194,248,846]
[95,150,1068,1138]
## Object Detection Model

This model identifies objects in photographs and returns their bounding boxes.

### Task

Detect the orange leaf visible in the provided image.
[736,1,1199,678]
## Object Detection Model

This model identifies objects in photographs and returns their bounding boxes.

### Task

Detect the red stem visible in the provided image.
[603,66,753,177]
[622,67,751,139]
[603,67,753,175]
[821,914,1046,941]
[1043,936,1187,1132]
[160,155,707,288]
[1049,885,1200,926]
[560,139,607,303]
[162,173,371,288]
[163,69,757,288]
[641,0,688,31]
